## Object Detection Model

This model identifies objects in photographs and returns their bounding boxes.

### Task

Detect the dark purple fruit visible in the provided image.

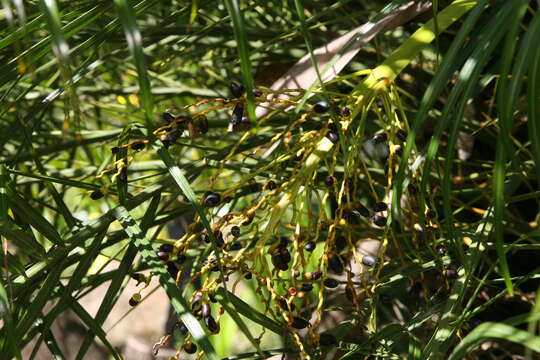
[394,145,403,156]
[362,255,378,267]
[156,251,170,261]
[183,341,197,354]
[326,131,339,143]
[213,230,224,248]
[231,226,240,237]
[372,215,387,227]
[159,243,174,253]
[319,333,337,346]
[314,101,330,113]
[253,88,263,97]
[373,202,388,212]
[203,192,221,207]
[244,272,252,280]
[323,278,339,288]
[205,315,219,333]
[301,283,313,292]
[372,133,387,143]
[278,298,294,311]
[128,295,140,307]
[291,317,310,329]
[324,175,334,186]
[396,129,407,142]
[231,104,244,126]
[90,190,104,200]
[356,204,371,218]
[310,270,322,281]
[192,293,202,311]
[341,107,350,117]
[267,180,277,190]
[304,241,316,252]
[230,242,243,251]
[443,264,458,279]
[230,82,245,98]
[202,303,211,318]
[131,141,145,150]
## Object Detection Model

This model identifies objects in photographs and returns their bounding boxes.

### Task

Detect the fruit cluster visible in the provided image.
[93,82,448,359]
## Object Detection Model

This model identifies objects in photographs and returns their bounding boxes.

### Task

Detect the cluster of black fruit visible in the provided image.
[271,237,292,271]
[160,112,209,147]
[192,294,219,333]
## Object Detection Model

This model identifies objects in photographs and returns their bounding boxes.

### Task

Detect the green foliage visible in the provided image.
[1,0,540,359]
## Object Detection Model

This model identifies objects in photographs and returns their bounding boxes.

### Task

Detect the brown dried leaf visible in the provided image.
[256,1,432,119]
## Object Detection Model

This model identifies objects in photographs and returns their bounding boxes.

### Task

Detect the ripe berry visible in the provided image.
[90,190,104,200]
[362,255,378,267]
[326,131,339,143]
[319,333,337,346]
[310,270,322,281]
[278,298,294,311]
[323,278,339,288]
[372,215,387,227]
[314,101,330,113]
[230,82,245,98]
[396,129,407,142]
[291,317,310,329]
[231,105,244,126]
[301,283,313,292]
[394,145,403,156]
[253,88,263,97]
[372,133,387,143]
[230,226,241,237]
[205,315,219,333]
[159,243,174,253]
[356,204,371,218]
[230,242,243,251]
[304,241,316,252]
[373,202,387,212]
[183,341,197,354]
[203,192,221,207]
[244,272,252,280]
[341,107,350,117]
[202,303,211,318]
[129,293,141,307]
[156,251,170,261]
[443,264,458,279]
[324,175,334,186]
[267,180,277,190]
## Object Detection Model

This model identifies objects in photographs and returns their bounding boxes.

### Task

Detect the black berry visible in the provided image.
[372,133,387,143]
[396,129,407,142]
[230,226,241,237]
[230,82,245,98]
[90,190,104,200]
[304,241,316,252]
[204,192,221,207]
[183,341,197,354]
[291,317,309,329]
[341,107,350,117]
[314,101,330,113]
[372,215,387,226]
[326,131,339,143]
[323,278,339,288]
[373,202,387,212]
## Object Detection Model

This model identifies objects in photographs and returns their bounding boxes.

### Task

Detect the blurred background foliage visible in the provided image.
[1,0,540,359]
